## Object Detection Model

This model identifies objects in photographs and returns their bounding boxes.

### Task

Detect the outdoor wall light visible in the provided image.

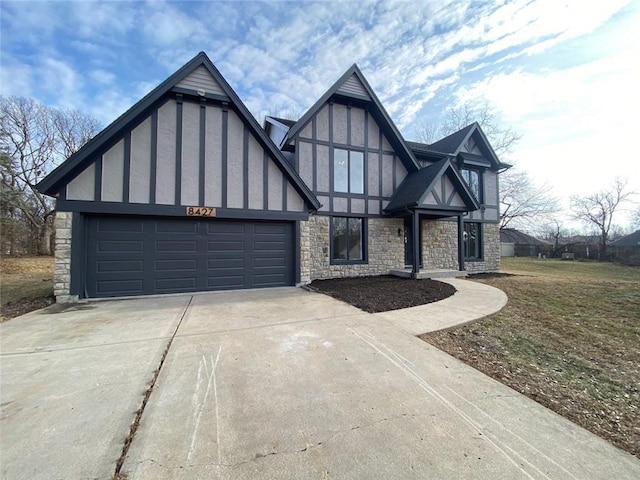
[398,228,402,237]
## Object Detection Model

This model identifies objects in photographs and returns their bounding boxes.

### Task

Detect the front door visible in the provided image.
[404,217,413,267]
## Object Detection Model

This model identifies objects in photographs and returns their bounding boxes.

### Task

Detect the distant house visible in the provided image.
[610,230,640,266]
[499,228,551,257]
[37,52,508,302]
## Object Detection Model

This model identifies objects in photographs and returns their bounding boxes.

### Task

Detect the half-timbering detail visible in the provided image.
[39,52,506,302]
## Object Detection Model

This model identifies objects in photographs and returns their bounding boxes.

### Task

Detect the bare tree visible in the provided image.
[415,102,522,155]
[0,96,100,255]
[500,169,559,230]
[630,207,640,230]
[570,178,635,260]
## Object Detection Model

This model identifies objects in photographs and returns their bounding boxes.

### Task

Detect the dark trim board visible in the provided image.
[56,200,310,221]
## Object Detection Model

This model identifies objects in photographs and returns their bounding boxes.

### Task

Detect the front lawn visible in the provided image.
[421,257,640,457]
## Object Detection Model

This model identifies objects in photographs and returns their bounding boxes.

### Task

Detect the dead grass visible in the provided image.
[0,256,54,321]
[421,257,640,457]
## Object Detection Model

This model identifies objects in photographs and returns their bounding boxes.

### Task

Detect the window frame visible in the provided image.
[330,216,368,264]
[460,166,483,203]
[463,222,483,261]
[333,148,365,195]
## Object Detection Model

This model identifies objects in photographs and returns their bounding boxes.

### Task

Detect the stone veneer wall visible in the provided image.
[465,223,501,273]
[421,219,459,269]
[53,211,77,302]
[300,216,404,282]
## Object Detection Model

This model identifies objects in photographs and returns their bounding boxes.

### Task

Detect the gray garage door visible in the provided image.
[85,216,294,298]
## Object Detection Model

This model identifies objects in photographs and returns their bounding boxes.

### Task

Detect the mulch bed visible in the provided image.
[308,275,456,313]
[0,295,55,322]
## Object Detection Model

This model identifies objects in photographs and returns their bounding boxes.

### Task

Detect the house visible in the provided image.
[500,228,552,257]
[37,52,507,302]
[610,230,640,266]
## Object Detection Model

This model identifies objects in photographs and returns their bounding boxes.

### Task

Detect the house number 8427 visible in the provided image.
[185,206,217,217]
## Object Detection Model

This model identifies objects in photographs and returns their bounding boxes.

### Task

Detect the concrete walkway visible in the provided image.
[1,281,639,479]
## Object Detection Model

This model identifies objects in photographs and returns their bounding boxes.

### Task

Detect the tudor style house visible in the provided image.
[38,52,507,302]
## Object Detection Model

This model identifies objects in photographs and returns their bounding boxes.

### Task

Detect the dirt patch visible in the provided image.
[309,275,456,313]
[1,296,55,322]
[467,272,515,279]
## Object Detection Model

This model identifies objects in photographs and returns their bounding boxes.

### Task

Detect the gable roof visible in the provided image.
[384,158,479,214]
[500,228,552,246]
[612,230,640,246]
[281,64,420,173]
[423,123,506,170]
[428,124,476,155]
[37,52,320,211]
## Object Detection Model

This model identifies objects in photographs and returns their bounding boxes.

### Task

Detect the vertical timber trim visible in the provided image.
[150,109,158,204]
[221,102,229,208]
[412,210,420,277]
[363,110,369,214]
[328,101,334,212]
[458,214,465,271]
[295,220,301,284]
[94,156,103,202]
[175,94,184,205]
[262,151,268,211]
[243,125,249,209]
[123,131,131,203]
[312,116,317,191]
[347,104,351,145]
[199,98,206,206]
[378,128,383,213]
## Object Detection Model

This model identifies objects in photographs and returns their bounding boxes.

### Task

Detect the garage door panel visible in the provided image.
[207,241,245,252]
[156,240,197,252]
[155,221,197,233]
[154,277,197,292]
[86,216,293,298]
[96,260,143,273]
[207,275,245,289]
[207,222,245,234]
[97,240,143,253]
[95,218,144,233]
[96,279,144,295]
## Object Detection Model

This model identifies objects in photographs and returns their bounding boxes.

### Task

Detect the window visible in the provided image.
[461,167,482,202]
[463,222,482,260]
[331,217,365,262]
[334,149,364,194]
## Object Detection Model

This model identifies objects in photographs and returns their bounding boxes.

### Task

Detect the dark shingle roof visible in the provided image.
[385,158,479,213]
[428,123,476,154]
[500,229,551,246]
[385,160,447,212]
[612,230,640,246]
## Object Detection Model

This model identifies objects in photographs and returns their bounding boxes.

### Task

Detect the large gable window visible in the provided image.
[331,217,365,263]
[463,222,482,260]
[461,167,482,202]
[334,149,364,194]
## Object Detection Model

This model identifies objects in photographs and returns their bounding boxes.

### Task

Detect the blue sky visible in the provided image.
[2,0,638,228]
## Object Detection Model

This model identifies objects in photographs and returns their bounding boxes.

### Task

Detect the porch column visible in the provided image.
[412,210,420,278]
[458,214,465,271]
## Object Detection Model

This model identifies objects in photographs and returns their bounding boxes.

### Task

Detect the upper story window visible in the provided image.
[334,148,364,194]
[461,167,482,202]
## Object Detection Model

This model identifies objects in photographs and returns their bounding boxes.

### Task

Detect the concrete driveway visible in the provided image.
[1,283,639,479]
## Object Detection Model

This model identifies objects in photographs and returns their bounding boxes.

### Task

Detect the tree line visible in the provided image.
[1,96,100,255]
